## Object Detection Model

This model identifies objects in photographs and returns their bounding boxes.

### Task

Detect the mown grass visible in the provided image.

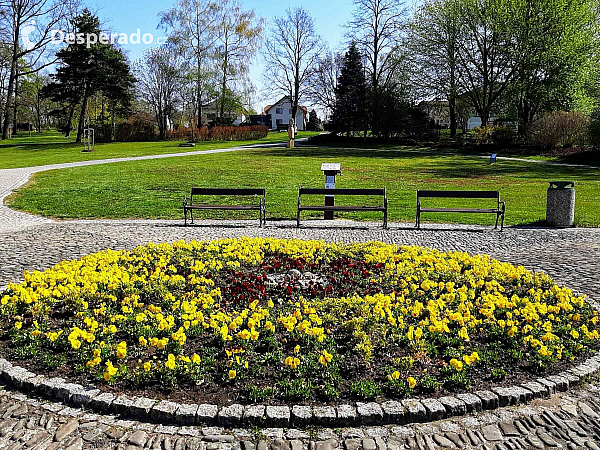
[7,146,600,226]
[0,130,320,169]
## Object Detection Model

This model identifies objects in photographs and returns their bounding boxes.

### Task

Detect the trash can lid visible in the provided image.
[548,181,574,189]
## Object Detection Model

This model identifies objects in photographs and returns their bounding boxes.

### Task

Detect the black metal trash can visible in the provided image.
[546,181,575,228]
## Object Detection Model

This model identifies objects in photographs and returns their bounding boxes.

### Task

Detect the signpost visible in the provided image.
[321,163,342,219]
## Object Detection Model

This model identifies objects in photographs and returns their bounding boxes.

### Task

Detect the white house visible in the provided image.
[263,97,307,131]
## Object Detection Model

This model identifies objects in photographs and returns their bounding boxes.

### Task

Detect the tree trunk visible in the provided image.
[449,95,457,138]
[12,75,19,136]
[65,105,76,137]
[76,87,90,143]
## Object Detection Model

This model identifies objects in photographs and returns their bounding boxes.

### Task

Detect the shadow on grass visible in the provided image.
[0,141,80,151]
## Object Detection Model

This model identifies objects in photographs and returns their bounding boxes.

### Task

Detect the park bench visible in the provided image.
[183,188,266,227]
[297,187,388,228]
[416,190,506,230]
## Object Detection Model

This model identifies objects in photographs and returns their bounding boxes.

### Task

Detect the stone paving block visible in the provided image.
[196,404,219,424]
[130,397,156,420]
[402,399,426,423]
[69,386,100,407]
[475,391,499,410]
[420,398,445,421]
[356,402,384,425]
[89,392,115,412]
[291,405,312,426]
[381,400,405,424]
[265,406,290,427]
[336,405,357,426]
[151,400,179,423]
[312,406,336,426]
[536,378,557,395]
[521,381,548,399]
[243,405,265,425]
[439,396,467,416]
[111,394,134,415]
[217,404,244,427]
[546,375,569,392]
[455,393,482,413]
[491,387,516,407]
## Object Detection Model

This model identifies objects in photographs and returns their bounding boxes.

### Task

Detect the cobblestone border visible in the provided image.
[0,355,599,428]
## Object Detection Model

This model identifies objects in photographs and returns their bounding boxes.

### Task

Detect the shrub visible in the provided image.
[165,125,268,142]
[527,111,590,149]
[471,126,495,144]
[588,107,600,149]
[491,125,517,146]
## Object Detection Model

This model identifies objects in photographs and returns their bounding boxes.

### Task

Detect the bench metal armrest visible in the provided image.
[500,201,506,212]
[416,199,421,210]
[183,197,188,207]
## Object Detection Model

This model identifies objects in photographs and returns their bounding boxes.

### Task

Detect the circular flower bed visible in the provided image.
[0,238,598,404]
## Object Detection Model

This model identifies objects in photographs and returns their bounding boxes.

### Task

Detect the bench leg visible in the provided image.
[494,213,500,230]
[296,209,301,228]
[415,210,420,229]
[184,208,187,226]
[190,209,194,224]
[383,209,388,229]
[500,212,505,231]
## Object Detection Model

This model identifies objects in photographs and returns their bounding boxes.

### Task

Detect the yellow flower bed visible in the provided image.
[0,238,597,401]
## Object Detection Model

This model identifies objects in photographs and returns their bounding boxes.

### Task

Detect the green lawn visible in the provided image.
[0,130,320,169]
[7,146,600,226]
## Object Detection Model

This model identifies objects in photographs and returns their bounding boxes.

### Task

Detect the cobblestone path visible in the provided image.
[3,376,600,449]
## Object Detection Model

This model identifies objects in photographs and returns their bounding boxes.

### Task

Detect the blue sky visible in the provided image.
[86,0,358,109]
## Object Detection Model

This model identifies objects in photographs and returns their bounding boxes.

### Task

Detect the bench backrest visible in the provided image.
[299,187,386,196]
[191,187,265,197]
[417,190,499,199]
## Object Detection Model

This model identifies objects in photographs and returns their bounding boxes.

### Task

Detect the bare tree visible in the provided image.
[0,0,78,139]
[262,7,324,133]
[453,0,522,127]
[348,0,407,93]
[159,0,219,127]
[307,48,343,118]
[135,46,183,140]
[213,0,262,121]
[407,0,461,136]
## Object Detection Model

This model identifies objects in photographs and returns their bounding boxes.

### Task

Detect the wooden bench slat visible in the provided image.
[190,188,266,196]
[299,188,386,196]
[419,207,500,213]
[417,190,499,199]
[186,205,262,210]
[300,205,386,211]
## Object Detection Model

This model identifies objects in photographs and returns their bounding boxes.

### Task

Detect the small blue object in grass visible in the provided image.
[489,153,497,164]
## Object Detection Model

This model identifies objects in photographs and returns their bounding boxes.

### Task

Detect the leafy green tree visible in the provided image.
[44,10,135,142]
[510,0,599,134]
[330,43,368,136]
[408,0,460,136]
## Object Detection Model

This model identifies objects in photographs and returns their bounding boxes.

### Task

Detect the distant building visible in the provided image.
[202,100,246,126]
[263,96,307,131]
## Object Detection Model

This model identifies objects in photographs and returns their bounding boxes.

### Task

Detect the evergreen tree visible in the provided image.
[330,42,368,136]
[44,10,135,142]
[307,109,322,131]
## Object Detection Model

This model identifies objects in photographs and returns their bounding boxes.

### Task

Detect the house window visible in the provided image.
[276,119,283,125]
[289,109,293,114]
[275,108,283,114]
